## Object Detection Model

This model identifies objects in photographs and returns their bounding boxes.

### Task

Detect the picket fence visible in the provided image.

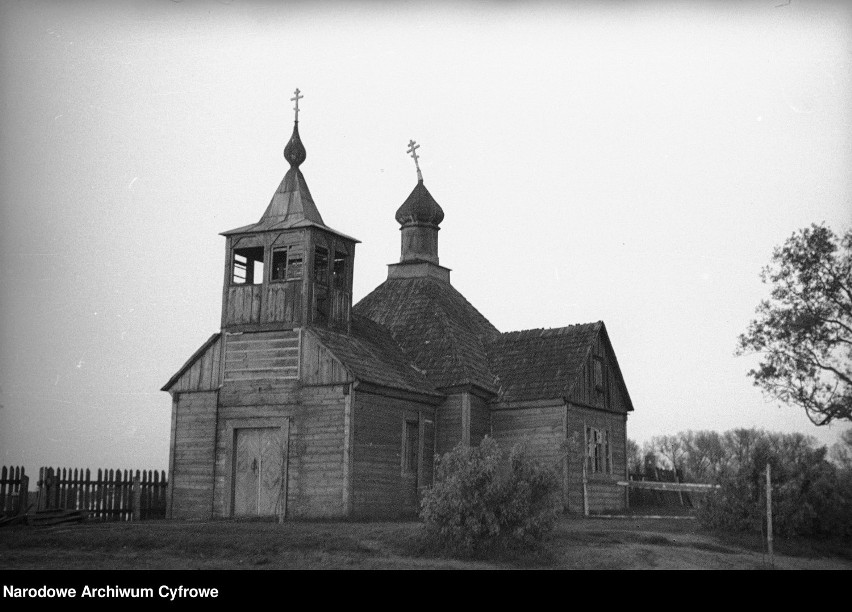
[35,466,168,521]
[0,466,28,515]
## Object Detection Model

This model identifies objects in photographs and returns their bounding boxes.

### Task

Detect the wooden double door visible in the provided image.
[233,427,287,517]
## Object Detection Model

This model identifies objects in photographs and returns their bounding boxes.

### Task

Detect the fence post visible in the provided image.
[766,463,774,568]
[17,475,29,516]
[133,475,142,521]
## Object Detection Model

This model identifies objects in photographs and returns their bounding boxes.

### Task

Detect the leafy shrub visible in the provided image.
[419,437,562,551]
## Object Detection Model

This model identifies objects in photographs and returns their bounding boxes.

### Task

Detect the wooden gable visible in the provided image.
[566,324,633,413]
[162,334,223,393]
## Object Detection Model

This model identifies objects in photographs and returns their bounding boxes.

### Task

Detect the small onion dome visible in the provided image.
[283,122,307,168]
[395,180,445,227]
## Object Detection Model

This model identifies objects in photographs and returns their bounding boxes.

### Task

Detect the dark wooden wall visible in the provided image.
[435,393,463,455]
[469,393,490,446]
[491,404,566,501]
[565,404,627,513]
[169,391,218,519]
[351,389,435,518]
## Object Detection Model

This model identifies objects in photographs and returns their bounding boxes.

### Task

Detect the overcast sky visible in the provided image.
[1,0,850,474]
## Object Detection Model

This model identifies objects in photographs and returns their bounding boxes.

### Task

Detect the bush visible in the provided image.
[419,436,562,551]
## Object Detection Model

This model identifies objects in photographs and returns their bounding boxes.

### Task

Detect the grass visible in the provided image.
[1,515,850,570]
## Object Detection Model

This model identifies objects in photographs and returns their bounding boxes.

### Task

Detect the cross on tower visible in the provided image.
[407,139,423,182]
[291,88,303,121]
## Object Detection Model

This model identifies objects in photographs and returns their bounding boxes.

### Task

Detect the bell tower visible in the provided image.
[219,89,359,333]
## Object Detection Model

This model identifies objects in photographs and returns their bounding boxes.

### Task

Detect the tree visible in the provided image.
[680,430,726,482]
[626,438,643,475]
[829,429,852,470]
[737,223,852,425]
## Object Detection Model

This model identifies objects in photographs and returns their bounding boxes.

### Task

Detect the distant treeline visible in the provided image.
[630,428,852,536]
[629,428,852,484]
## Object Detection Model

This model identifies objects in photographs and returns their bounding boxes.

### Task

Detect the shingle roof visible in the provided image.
[486,323,602,403]
[309,315,443,398]
[353,276,501,393]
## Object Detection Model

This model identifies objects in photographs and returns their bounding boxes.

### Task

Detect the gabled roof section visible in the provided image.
[161,332,221,392]
[353,276,501,393]
[486,322,602,403]
[309,315,443,398]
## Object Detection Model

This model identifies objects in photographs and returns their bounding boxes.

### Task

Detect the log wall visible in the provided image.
[435,393,463,455]
[223,330,300,382]
[169,391,218,519]
[351,389,435,518]
[469,393,490,446]
[566,403,627,513]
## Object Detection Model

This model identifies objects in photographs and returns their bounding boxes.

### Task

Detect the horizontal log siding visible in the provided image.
[351,390,435,518]
[170,391,218,519]
[567,404,627,514]
[223,330,300,382]
[213,381,348,518]
[491,405,565,471]
[435,394,463,455]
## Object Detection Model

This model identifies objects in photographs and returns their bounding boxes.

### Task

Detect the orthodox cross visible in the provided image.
[291,88,303,121]
[407,139,423,181]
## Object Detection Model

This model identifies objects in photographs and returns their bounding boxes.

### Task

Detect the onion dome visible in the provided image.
[395,180,445,227]
[283,121,307,168]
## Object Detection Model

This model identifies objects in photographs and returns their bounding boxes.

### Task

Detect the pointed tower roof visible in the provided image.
[258,120,325,225]
[222,91,358,242]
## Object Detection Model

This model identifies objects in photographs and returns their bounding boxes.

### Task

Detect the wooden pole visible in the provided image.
[17,475,29,516]
[132,476,142,521]
[766,463,773,568]
[582,422,589,517]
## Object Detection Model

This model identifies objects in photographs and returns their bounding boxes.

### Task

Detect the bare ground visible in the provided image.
[0,516,850,570]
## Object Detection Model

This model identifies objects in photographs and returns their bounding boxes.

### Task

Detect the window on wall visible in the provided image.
[271,246,304,281]
[403,421,419,474]
[314,246,329,285]
[271,247,288,281]
[232,246,264,285]
[586,427,613,475]
[332,250,348,289]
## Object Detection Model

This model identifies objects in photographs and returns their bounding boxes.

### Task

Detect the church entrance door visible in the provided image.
[233,427,285,517]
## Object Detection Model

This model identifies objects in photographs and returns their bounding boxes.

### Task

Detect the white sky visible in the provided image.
[1,0,850,474]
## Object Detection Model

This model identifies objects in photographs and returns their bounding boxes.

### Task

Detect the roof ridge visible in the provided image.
[496,321,602,340]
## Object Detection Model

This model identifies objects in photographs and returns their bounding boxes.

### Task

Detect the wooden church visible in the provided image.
[162,91,635,520]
